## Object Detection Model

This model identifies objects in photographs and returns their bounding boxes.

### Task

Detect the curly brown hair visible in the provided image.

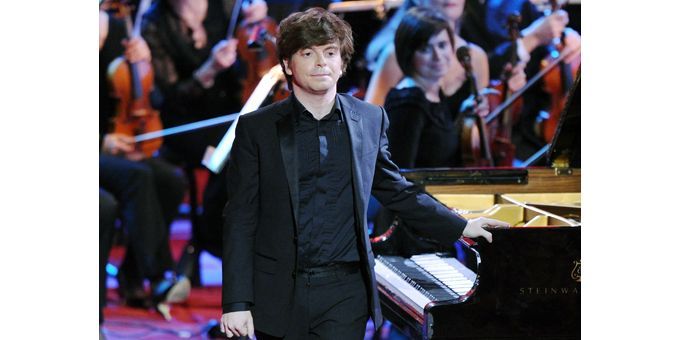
[277,7,354,85]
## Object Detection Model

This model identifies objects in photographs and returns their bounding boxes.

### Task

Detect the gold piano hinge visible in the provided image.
[552,153,572,176]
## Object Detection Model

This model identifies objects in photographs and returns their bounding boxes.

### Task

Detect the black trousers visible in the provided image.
[254,268,368,340]
[99,155,187,280]
[99,188,118,323]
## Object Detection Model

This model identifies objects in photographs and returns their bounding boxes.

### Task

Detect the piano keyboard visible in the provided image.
[374,254,478,314]
[410,254,476,296]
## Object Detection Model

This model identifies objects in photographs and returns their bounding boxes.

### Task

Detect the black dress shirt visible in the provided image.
[293,95,360,268]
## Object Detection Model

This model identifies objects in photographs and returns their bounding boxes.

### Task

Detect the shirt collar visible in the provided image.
[292,93,343,122]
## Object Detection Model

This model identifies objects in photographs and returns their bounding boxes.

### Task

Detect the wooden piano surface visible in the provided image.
[412,168,580,195]
[433,192,580,227]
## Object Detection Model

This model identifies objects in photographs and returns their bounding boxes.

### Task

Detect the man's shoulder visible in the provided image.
[240,97,291,124]
[339,93,383,117]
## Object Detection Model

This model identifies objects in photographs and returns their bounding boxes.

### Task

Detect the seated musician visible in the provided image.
[140,0,269,280]
[364,0,525,107]
[385,6,484,169]
[141,0,269,168]
[459,0,581,159]
[459,0,580,83]
[373,6,492,257]
[99,5,189,323]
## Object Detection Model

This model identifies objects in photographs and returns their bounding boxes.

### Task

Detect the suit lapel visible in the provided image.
[276,98,299,229]
[339,94,363,189]
[339,94,367,239]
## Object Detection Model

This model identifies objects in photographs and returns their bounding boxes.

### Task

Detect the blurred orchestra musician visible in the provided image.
[364,0,518,107]
[99,0,189,323]
[140,0,270,281]
[140,0,261,167]
[459,0,581,160]
[385,5,488,169]
[374,6,492,258]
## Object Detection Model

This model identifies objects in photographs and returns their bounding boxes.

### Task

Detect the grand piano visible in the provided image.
[373,75,581,339]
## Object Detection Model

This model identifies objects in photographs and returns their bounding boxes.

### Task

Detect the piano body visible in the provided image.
[373,75,581,339]
[374,192,581,339]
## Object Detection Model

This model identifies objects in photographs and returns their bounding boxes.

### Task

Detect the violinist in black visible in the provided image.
[378,7,489,257]
[140,0,269,276]
[99,6,188,323]
[459,0,581,159]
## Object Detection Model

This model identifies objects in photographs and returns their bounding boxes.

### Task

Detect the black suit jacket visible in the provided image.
[222,93,468,336]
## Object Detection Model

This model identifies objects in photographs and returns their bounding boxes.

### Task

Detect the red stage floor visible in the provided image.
[101,219,406,339]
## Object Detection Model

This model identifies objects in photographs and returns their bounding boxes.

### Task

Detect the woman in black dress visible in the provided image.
[385,6,487,168]
[374,6,488,256]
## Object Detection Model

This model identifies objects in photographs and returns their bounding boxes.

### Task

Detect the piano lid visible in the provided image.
[400,168,528,186]
[547,68,581,169]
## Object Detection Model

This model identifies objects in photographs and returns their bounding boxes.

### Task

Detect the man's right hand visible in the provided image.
[221,311,254,339]
[462,217,510,243]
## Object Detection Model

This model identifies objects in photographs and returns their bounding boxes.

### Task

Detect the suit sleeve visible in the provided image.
[371,107,468,245]
[221,117,259,312]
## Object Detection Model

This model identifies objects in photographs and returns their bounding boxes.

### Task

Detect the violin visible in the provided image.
[236,15,280,103]
[227,0,286,104]
[485,12,522,166]
[482,42,579,159]
[106,0,162,159]
[118,66,285,175]
[457,46,494,167]
[538,0,581,143]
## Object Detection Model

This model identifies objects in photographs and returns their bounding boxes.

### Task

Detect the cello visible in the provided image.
[538,0,581,143]
[106,0,162,160]
[457,46,495,167]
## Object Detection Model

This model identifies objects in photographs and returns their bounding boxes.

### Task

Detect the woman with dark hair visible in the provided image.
[385,6,475,168]
[364,0,495,107]
[371,7,489,258]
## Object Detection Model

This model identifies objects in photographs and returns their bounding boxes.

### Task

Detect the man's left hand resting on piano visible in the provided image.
[462,217,509,243]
